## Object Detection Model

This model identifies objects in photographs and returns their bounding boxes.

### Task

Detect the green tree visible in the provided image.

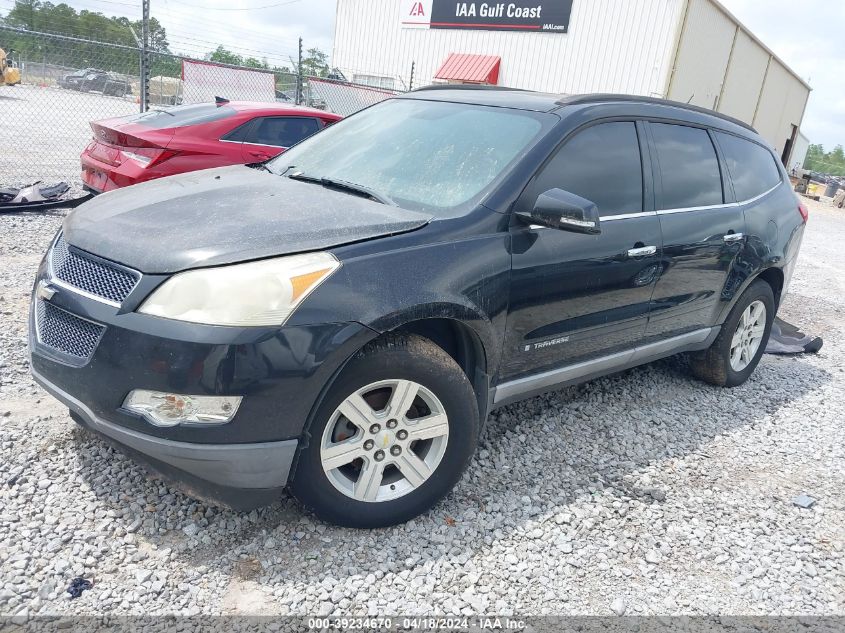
[243,56,269,69]
[804,143,845,177]
[301,46,329,78]
[0,1,172,75]
[207,45,243,66]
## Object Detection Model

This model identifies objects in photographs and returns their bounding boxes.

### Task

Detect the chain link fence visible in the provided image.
[0,25,404,188]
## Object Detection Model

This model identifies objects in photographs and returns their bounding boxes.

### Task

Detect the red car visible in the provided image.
[81,102,341,192]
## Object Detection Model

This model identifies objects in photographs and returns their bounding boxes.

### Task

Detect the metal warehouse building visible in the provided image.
[332,0,812,166]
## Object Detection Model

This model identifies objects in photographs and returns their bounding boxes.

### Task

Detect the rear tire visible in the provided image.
[690,279,774,387]
[289,334,479,528]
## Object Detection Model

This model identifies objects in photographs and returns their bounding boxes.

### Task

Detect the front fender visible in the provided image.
[290,233,512,377]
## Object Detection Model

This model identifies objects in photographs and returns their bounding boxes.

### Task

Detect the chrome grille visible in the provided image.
[36,299,105,361]
[50,234,139,304]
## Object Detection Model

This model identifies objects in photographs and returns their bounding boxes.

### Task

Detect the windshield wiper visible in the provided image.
[287,172,395,206]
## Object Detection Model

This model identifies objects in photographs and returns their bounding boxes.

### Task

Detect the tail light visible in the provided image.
[798,201,809,223]
[120,147,177,169]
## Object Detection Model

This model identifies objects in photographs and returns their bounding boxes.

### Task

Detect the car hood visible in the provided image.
[63,165,432,274]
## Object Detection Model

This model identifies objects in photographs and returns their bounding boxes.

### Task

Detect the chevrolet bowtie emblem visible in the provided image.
[36,281,56,301]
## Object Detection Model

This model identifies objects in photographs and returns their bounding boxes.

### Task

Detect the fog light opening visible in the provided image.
[122,390,242,427]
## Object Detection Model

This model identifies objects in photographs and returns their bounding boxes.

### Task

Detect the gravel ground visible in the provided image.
[0,198,843,618]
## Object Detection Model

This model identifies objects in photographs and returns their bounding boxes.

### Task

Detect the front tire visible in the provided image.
[290,334,479,528]
[690,279,775,387]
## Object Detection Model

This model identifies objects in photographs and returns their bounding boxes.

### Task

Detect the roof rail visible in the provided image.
[556,93,756,132]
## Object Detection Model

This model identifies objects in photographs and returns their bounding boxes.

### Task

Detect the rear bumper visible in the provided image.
[33,367,296,510]
[80,152,127,192]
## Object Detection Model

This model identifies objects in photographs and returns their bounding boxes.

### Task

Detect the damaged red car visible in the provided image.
[81,102,341,193]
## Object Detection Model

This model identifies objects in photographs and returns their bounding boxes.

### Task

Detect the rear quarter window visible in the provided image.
[651,123,723,209]
[716,132,782,201]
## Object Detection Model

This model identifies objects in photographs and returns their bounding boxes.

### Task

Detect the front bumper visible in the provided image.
[33,367,295,510]
[29,240,377,508]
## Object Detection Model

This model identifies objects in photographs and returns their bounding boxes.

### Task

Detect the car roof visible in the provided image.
[401,85,564,112]
[227,101,341,119]
[403,86,756,134]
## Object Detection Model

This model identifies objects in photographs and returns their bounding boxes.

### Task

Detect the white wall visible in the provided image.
[752,58,810,161]
[333,0,811,163]
[333,0,685,95]
[791,131,810,171]
[666,0,811,162]
[666,0,736,110]
[717,29,769,123]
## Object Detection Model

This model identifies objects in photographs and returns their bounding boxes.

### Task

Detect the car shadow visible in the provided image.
[72,351,830,595]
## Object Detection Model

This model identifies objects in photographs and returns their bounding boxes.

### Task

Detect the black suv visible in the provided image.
[30,88,806,528]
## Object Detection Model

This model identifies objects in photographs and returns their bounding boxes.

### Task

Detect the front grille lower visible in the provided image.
[36,299,105,361]
[50,234,139,304]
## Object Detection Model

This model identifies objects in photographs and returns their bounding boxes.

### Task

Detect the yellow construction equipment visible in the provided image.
[1,48,22,86]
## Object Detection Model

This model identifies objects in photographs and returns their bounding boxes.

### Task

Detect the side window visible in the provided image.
[246,117,321,148]
[531,122,643,216]
[651,123,723,209]
[220,121,251,142]
[716,132,782,201]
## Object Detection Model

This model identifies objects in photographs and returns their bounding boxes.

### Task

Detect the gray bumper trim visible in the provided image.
[32,368,298,489]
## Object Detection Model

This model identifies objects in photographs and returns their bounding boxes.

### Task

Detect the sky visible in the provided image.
[8,0,842,149]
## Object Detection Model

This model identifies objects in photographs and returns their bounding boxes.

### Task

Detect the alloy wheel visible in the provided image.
[319,379,449,503]
[730,300,767,372]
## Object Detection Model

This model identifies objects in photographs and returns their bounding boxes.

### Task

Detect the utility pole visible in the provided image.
[140,0,150,112]
[409,61,415,92]
[296,36,303,105]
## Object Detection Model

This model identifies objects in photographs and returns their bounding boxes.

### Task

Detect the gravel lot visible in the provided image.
[1,84,137,186]
[0,197,843,618]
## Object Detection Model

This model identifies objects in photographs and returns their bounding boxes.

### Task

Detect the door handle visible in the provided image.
[627,245,657,258]
[723,233,745,243]
[249,150,271,160]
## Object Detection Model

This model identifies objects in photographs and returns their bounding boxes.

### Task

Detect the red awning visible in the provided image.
[434,53,501,85]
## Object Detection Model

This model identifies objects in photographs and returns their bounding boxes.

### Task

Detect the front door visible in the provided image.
[644,122,747,339]
[500,121,662,382]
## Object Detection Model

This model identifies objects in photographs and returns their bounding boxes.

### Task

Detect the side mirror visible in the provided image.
[517,188,601,235]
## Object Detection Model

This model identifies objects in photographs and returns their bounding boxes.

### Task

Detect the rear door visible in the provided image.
[644,122,747,339]
[500,120,663,382]
[240,116,323,162]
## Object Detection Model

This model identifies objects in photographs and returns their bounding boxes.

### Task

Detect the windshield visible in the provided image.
[266,98,549,213]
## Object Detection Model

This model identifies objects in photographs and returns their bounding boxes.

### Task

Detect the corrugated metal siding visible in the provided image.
[666,0,736,109]
[333,0,811,162]
[667,0,811,161]
[790,132,810,171]
[716,29,769,122]
[333,0,685,96]
[753,58,810,158]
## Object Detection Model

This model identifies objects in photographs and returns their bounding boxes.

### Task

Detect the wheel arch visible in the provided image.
[756,267,785,308]
[718,264,785,325]
[292,314,494,479]
[389,317,491,421]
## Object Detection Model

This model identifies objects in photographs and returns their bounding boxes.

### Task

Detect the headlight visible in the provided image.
[138,252,340,326]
